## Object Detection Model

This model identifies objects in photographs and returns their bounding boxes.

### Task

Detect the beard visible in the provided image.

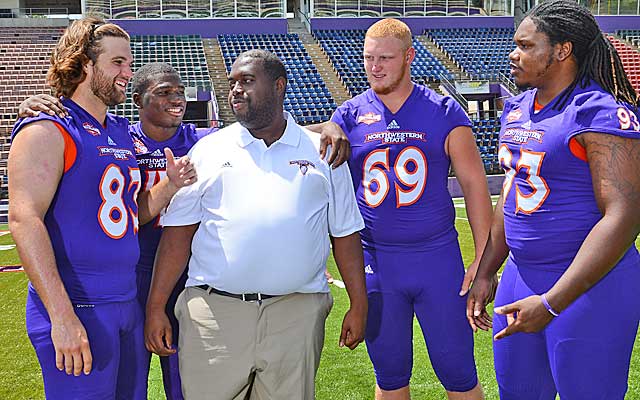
[369,62,409,95]
[91,66,126,107]
[515,52,555,91]
[232,92,279,131]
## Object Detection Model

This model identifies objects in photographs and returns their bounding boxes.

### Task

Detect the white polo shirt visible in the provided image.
[161,112,364,295]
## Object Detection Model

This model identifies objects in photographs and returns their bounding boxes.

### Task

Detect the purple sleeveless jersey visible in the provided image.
[12,98,141,303]
[129,122,215,272]
[499,80,640,271]
[331,84,471,251]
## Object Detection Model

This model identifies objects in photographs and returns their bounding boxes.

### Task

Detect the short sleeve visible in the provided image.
[327,161,364,237]
[331,101,357,134]
[500,98,514,126]
[441,96,472,135]
[160,144,206,227]
[571,93,640,140]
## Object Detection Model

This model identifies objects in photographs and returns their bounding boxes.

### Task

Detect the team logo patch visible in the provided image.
[357,112,382,125]
[83,122,101,136]
[503,127,544,144]
[133,138,149,154]
[289,159,315,175]
[365,131,426,144]
[506,108,522,123]
[97,146,136,160]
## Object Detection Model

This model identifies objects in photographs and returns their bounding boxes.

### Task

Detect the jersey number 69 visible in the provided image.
[363,147,427,208]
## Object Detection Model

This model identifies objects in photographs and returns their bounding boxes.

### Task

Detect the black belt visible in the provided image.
[195,284,279,302]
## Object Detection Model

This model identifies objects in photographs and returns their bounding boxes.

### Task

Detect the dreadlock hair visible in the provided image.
[131,62,182,98]
[525,0,637,109]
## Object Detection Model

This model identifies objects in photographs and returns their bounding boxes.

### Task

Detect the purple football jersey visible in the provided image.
[129,122,215,272]
[12,98,141,303]
[332,85,471,251]
[499,81,640,271]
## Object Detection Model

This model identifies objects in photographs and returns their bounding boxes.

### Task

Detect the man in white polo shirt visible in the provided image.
[144,49,367,400]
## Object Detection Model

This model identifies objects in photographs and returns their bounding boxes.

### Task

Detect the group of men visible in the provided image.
[9,0,640,398]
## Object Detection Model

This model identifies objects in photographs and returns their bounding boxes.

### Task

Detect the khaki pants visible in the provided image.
[175,287,333,400]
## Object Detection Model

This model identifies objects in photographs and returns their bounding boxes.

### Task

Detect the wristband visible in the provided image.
[540,293,559,317]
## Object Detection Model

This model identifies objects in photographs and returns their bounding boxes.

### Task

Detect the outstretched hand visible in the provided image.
[493,295,554,340]
[165,148,197,189]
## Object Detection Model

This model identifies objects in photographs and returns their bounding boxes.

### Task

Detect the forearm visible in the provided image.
[475,196,509,279]
[545,214,639,312]
[146,224,198,312]
[462,183,493,260]
[305,121,330,134]
[10,216,75,320]
[138,178,179,225]
[331,233,367,310]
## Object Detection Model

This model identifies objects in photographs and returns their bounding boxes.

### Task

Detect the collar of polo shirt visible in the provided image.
[236,111,301,148]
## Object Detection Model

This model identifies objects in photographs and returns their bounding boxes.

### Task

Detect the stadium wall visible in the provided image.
[107,16,640,37]
[110,18,288,37]
[449,175,504,197]
[310,16,640,33]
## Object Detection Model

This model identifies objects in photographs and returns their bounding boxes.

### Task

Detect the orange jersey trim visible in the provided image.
[51,121,77,173]
[534,98,544,112]
[569,137,587,162]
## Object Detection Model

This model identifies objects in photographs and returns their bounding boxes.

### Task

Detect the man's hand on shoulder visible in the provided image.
[307,121,351,168]
[18,94,68,119]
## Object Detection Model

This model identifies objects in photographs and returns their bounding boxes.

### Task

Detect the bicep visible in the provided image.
[448,126,486,184]
[8,122,65,219]
[581,132,640,219]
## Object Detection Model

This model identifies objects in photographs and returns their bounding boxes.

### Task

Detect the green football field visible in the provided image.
[1,203,639,399]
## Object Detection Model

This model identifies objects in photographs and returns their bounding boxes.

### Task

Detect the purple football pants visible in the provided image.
[493,258,640,399]
[26,289,148,399]
[136,269,186,400]
[364,240,478,392]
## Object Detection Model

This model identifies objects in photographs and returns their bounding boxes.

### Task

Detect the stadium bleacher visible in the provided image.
[0,26,63,197]
[314,29,453,97]
[218,33,338,125]
[609,33,640,93]
[113,34,214,122]
[4,23,640,184]
[426,27,515,81]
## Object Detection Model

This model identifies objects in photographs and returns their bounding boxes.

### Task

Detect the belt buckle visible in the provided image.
[241,293,263,302]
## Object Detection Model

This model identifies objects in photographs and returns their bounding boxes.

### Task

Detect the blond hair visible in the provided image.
[47,16,130,98]
[365,18,413,50]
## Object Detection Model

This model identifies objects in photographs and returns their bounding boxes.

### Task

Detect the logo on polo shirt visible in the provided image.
[357,112,382,125]
[289,159,315,175]
[107,136,117,146]
[221,161,232,168]
[83,122,101,136]
[150,148,163,157]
